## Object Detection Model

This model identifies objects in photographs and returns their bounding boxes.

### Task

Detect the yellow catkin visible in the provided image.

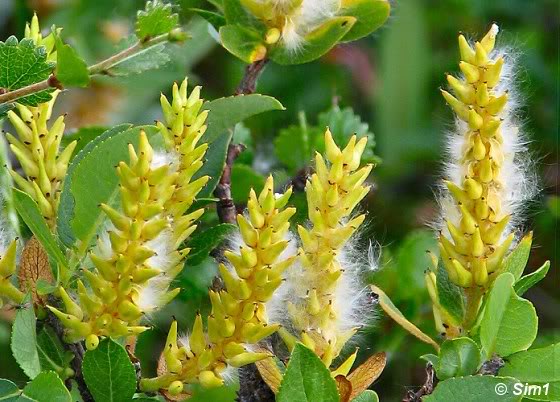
[50,80,210,347]
[439,24,511,290]
[286,129,372,367]
[6,15,75,227]
[140,177,296,393]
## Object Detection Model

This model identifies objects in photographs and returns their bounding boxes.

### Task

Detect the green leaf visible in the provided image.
[231,164,265,203]
[203,95,285,143]
[514,261,550,296]
[277,343,339,402]
[0,379,21,401]
[436,261,465,325]
[223,0,255,26]
[82,338,137,402]
[518,382,560,401]
[10,295,41,379]
[499,343,560,383]
[106,37,170,76]
[54,33,89,87]
[269,16,356,65]
[0,36,55,106]
[22,371,71,402]
[420,354,440,367]
[57,124,158,251]
[136,0,179,40]
[197,94,284,197]
[185,223,237,266]
[274,119,321,173]
[351,390,379,402]
[13,189,67,273]
[340,0,391,42]
[60,126,108,156]
[424,376,522,402]
[196,129,232,199]
[0,103,15,120]
[480,273,538,358]
[191,8,227,28]
[371,285,440,350]
[36,326,69,376]
[503,232,532,281]
[219,24,265,64]
[436,337,482,380]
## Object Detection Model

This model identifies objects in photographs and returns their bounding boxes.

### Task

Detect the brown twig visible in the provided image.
[235,59,269,95]
[214,143,246,224]
[44,296,94,402]
[402,362,438,402]
[0,32,175,106]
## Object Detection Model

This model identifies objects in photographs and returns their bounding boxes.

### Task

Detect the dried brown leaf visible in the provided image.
[335,374,352,402]
[255,357,284,394]
[347,352,387,400]
[18,237,53,304]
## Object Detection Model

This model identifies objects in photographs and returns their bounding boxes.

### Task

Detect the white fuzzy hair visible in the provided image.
[436,31,539,243]
[254,0,341,52]
[268,214,378,344]
[150,149,179,171]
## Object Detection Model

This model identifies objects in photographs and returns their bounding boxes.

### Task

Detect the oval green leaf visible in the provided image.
[82,338,137,402]
[480,273,538,358]
[424,376,522,402]
[277,343,339,402]
[436,337,482,380]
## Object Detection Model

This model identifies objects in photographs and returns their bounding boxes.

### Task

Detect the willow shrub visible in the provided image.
[0,2,555,402]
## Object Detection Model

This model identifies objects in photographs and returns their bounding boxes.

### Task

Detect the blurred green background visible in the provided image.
[0,0,557,400]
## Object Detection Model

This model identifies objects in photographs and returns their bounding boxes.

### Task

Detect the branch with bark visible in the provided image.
[214,143,246,224]
[235,59,269,95]
[0,31,183,106]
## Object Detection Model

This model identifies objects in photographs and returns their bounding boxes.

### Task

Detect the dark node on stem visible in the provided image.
[402,362,438,402]
[48,74,63,90]
[290,167,311,192]
[478,354,505,375]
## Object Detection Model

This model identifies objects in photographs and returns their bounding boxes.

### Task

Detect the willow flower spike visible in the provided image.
[49,80,210,349]
[140,176,296,395]
[272,129,373,369]
[432,24,537,332]
[5,15,74,227]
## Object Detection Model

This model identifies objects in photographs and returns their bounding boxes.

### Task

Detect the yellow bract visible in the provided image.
[140,176,296,394]
[439,25,511,290]
[288,129,372,367]
[0,241,24,305]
